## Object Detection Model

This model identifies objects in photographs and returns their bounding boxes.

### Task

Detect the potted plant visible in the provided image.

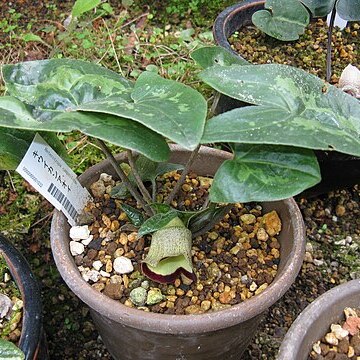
[0,234,47,359]
[277,279,360,360]
[212,0,360,196]
[0,49,359,358]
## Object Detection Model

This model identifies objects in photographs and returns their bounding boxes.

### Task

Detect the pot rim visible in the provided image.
[0,234,43,358]
[213,0,265,55]
[278,279,360,359]
[50,145,305,334]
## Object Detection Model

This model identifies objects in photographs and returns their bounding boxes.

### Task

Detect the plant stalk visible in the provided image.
[96,140,153,217]
[126,150,154,206]
[326,7,336,82]
[165,145,200,205]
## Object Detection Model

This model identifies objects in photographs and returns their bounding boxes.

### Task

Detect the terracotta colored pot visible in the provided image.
[0,234,48,360]
[213,0,360,197]
[50,145,306,360]
[278,279,360,359]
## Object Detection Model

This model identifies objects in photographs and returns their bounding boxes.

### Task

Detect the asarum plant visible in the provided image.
[0,45,359,283]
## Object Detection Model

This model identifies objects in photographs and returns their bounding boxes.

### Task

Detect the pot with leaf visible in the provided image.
[213,0,360,196]
[0,47,359,358]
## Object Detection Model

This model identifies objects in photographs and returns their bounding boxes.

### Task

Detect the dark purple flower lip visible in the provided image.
[141,262,196,284]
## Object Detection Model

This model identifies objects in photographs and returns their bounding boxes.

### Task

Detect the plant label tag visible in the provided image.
[327,13,347,30]
[16,133,92,226]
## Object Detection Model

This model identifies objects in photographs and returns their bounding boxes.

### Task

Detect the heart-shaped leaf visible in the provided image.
[336,0,360,21]
[0,97,170,162]
[252,0,310,41]
[209,144,321,203]
[200,64,360,157]
[191,46,248,69]
[78,71,207,150]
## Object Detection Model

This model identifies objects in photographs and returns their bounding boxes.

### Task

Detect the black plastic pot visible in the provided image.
[0,234,48,360]
[213,0,360,197]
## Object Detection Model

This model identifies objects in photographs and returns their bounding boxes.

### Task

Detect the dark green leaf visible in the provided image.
[72,0,102,17]
[300,0,336,17]
[191,46,248,69]
[252,0,310,41]
[0,97,170,162]
[188,203,231,236]
[209,144,321,203]
[78,71,207,150]
[336,0,360,20]
[149,203,172,214]
[110,184,129,199]
[154,163,184,177]
[137,211,179,238]
[0,339,25,359]
[200,64,360,157]
[133,155,158,182]
[120,203,145,227]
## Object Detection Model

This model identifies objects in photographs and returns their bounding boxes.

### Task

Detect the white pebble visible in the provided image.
[325,332,338,345]
[312,341,321,355]
[249,282,258,292]
[82,269,100,282]
[100,270,111,278]
[81,235,93,246]
[331,324,349,340]
[113,256,134,274]
[100,173,112,183]
[92,260,103,271]
[313,259,324,266]
[70,241,85,256]
[70,225,90,241]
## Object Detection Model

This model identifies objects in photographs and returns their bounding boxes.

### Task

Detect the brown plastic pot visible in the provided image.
[50,145,306,360]
[0,234,48,360]
[278,279,360,359]
[213,0,360,197]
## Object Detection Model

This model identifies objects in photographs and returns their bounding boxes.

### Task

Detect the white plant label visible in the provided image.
[16,133,92,226]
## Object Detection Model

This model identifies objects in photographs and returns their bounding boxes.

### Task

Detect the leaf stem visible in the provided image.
[96,140,153,217]
[126,150,154,206]
[326,7,336,82]
[165,145,200,205]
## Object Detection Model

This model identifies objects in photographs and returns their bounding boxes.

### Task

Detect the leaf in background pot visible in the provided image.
[252,0,310,41]
[336,0,360,21]
[78,71,207,150]
[209,144,321,203]
[137,210,179,238]
[72,0,101,17]
[141,217,195,284]
[0,339,25,360]
[300,0,336,17]
[191,46,248,69]
[0,97,170,162]
[120,203,145,227]
[200,64,360,157]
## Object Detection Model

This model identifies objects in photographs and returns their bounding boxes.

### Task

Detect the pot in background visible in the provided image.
[278,279,360,360]
[50,145,305,360]
[213,0,360,197]
[0,234,48,360]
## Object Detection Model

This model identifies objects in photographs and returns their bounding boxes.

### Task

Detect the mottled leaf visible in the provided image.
[120,203,145,227]
[200,64,360,157]
[252,0,310,41]
[209,144,321,203]
[0,97,170,162]
[191,46,248,69]
[137,211,179,238]
[78,71,207,150]
[149,203,172,214]
[300,0,335,16]
[0,339,24,360]
[336,0,360,21]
